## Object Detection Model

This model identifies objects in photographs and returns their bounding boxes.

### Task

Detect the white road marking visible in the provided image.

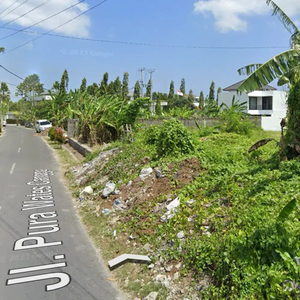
[10,163,16,175]
[18,148,21,153]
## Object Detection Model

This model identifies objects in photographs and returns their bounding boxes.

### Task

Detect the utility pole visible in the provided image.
[138,67,146,98]
[148,69,155,101]
[148,69,155,112]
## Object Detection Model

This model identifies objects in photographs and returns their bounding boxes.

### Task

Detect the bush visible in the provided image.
[48,127,55,141]
[53,127,66,144]
[144,124,161,145]
[156,118,195,157]
[218,111,254,135]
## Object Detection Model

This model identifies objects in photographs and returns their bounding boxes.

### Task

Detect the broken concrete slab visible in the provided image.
[108,254,151,270]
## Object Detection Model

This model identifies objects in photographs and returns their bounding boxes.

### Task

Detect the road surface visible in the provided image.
[0,125,125,300]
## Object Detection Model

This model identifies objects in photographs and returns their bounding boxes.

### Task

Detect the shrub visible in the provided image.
[48,127,55,141]
[53,127,66,145]
[156,118,195,157]
[218,111,254,135]
[144,124,161,145]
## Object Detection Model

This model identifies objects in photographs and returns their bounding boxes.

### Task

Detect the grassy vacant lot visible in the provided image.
[48,120,300,299]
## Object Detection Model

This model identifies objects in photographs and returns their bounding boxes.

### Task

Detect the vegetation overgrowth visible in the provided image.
[71,118,300,299]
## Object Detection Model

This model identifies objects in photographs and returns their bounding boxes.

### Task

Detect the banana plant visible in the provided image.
[237,0,300,93]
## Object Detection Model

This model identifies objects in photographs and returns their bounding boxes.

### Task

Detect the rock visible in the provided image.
[148,264,154,269]
[154,168,162,179]
[175,262,182,270]
[154,274,170,288]
[144,292,158,300]
[102,181,116,198]
[160,197,180,222]
[186,199,196,207]
[127,180,133,187]
[139,167,153,181]
[177,231,185,239]
[174,272,179,280]
[143,243,151,252]
[164,265,172,272]
[81,186,93,195]
[102,208,111,215]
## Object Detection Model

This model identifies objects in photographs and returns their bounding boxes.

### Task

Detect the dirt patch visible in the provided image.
[63,142,84,162]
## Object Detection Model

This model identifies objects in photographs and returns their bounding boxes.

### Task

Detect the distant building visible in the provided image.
[31,91,53,102]
[218,80,287,131]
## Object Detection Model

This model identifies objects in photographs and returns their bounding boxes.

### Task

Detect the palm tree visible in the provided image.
[237,0,300,92]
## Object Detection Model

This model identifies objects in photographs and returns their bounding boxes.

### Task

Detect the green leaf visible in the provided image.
[277,199,297,223]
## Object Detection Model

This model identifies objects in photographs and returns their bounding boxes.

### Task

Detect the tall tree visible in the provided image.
[107,82,115,95]
[52,81,60,92]
[80,78,87,93]
[180,78,186,96]
[99,72,109,95]
[122,72,129,99]
[216,87,222,104]
[114,76,122,95]
[168,80,175,99]
[188,89,194,103]
[16,74,44,100]
[0,82,10,103]
[60,69,69,93]
[86,83,98,96]
[209,81,215,101]
[146,79,152,98]
[133,81,140,99]
[199,91,205,109]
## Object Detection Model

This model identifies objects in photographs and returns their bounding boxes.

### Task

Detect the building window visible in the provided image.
[249,97,257,110]
[262,96,272,110]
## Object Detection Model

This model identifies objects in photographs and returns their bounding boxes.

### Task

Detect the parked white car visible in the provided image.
[35,120,52,133]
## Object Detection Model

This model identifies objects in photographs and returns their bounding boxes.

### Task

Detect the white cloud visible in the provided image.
[194,0,300,32]
[0,0,90,37]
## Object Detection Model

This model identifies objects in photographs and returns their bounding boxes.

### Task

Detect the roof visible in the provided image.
[223,80,277,92]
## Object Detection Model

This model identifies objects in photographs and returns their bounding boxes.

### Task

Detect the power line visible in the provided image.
[0,0,29,21]
[0,26,290,50]
[1,0,53,27]
[0,0,85,41]
[0,81,18,86]
[0,64,24,80]
[0,0,20,17]
[4,0,109,54]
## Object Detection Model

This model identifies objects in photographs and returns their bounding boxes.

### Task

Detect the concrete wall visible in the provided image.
[138,116,261,129]
[67,119,79,138]
[68,138,92,157]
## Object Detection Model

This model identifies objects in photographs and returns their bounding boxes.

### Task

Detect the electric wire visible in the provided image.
[4,0,109,54]
[0,0,29,21]
[0,64,24,80]
[1,0,53,27]
[0,26,289,49]
[0,0,85,41]
[0,0,20,17]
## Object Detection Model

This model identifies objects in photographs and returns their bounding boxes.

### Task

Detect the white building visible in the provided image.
[218,80,287,131]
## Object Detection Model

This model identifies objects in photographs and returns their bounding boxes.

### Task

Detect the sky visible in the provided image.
[0,0,299,101]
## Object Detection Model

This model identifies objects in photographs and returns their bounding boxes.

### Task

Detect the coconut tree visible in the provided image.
[237,0,300,92]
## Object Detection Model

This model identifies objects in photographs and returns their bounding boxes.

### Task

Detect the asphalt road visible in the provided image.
[0,125,125,300]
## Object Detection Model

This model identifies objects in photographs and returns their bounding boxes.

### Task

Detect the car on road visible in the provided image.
[35,120,52,133]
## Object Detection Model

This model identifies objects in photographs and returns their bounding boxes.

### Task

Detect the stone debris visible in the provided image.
[144,292,158,300]
[80,186,93,197]
[102,181,116,198]
[139,167,153,181]
[176,231,185,239]
[160,197,180,222]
